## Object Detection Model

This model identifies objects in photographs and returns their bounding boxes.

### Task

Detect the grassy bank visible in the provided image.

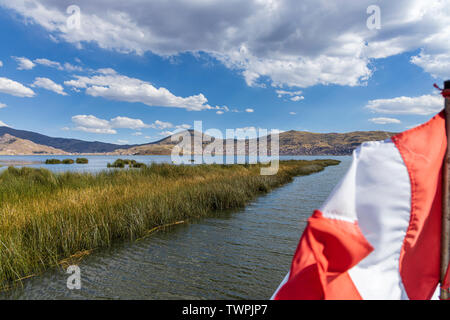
[0,159,339,286]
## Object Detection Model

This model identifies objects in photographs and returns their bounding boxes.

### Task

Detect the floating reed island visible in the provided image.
[45,158,89,165]
[0,159,339,286]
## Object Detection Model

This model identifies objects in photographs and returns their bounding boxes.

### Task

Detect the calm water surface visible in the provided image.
[0,155,352,299]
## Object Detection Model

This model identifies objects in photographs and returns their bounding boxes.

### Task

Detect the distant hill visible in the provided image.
[112,129,396,156]
[0,134,69,155]
[111,130,214,155]
[0,127,396,156]
[0,127,135,153]
[276,130,395,155]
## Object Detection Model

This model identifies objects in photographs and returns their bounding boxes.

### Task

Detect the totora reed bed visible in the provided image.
[0,159,339,286]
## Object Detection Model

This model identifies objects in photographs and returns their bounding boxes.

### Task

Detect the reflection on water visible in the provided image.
[0,156,352,300]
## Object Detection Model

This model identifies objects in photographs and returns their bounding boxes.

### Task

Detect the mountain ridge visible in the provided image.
[0,126,397,156]
[0,134,69,155]
[0,126,136,153]
[111,129,396,156]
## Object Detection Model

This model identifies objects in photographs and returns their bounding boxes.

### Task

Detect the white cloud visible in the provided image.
[366,94,443,115]
[290,96,304,102]
[65,70,224,111]
[411,52,450,79]
[34,58,84,72]
[216,110,224,115]
[117,139,130,144]
[368,117,402,125]
[34,58,63,70]
[0,77,35,97]
[276,90,303,97]
[3,0,450,88]
[0,120,9,127]
[12,56,35,70]
[97,68,116,75]
[158,124,191,137]
[148,120,173,130]
[70,114,166,134]
[277,89,305,101]
[110,116,149,129]
[64,62,83,72]
[132,132,143,136]
[245,108,254,113]
[176,124,191,130]
[75,127,117,134]
[72,115,116,134]
[32,77,67,95]
[0,60,3,67]
[289,112,296,115]
[0,103,6,109]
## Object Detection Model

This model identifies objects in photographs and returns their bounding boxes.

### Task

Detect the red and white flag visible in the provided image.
[272,111,448,300]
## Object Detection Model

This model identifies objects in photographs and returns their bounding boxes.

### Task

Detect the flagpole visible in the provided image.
[441,79,450,300]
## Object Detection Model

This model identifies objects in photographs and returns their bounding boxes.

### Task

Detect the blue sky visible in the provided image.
[0,1,448,145]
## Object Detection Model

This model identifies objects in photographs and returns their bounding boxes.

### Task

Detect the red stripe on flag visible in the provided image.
[392,111,447,300]
[274,211,373,300]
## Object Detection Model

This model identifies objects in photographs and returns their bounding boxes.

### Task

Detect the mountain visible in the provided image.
[276,130,395,155]
[0,127,396,156]
[111,130,215,155]
[0,126,135,153]
[0,134,69,155]
[112,129,396,156]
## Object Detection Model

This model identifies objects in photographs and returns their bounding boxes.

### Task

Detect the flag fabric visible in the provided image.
[272,111,447,300]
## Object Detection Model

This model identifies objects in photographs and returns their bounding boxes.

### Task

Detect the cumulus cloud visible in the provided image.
[72,114,117,134]
[411,52,450,79]
[12,56,35,70]
[64,70,224,111]
[245,108,254,113]
[0,60,3,67]
[0,103,6,109]
[149,120,173,130]
[3,0,450,88]
[110,116,149,129]
[0,77,35,97]
[70,114,188,135]
[368,117,402,124]
[32,77,67,95]
[366,94,443,115]
[0,120,9,127]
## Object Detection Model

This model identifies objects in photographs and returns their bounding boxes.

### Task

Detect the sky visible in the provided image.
[0,0,448,145]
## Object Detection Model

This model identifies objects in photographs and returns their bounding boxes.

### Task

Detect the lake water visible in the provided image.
[0,155,352,300]
[0,154,346,173]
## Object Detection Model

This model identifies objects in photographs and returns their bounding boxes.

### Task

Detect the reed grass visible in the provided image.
[0,159,339,285]
[45,159,61,164]
[75,158,89,164]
